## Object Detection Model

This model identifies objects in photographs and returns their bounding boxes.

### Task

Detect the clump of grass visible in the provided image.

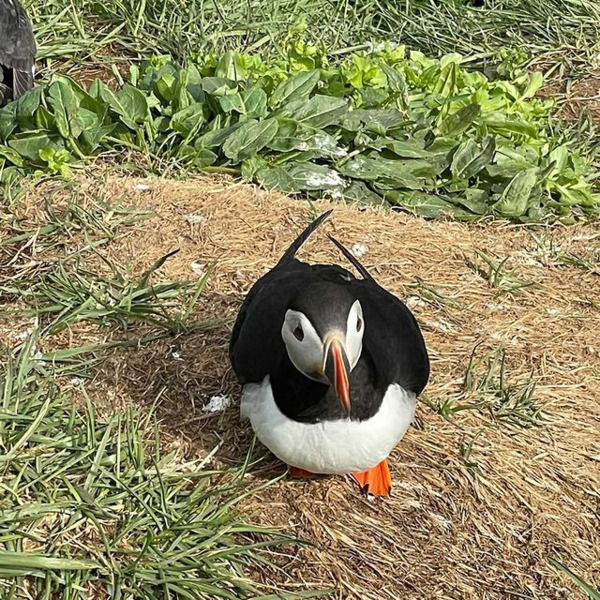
[0,336,321,600]
[465,250,534,294]
[27,0,600,78]
[426,346,545,430]
[528,232,600,275]
[463,346,544,429]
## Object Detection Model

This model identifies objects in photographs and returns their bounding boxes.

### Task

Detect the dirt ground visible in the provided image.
[6,174,600,599]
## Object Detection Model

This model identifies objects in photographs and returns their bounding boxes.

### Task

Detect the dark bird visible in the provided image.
[229,211,429,496]
[0,0,36,106]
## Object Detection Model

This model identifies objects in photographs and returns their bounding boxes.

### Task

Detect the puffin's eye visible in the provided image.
[357,315,363,332]
[293,325,304,341]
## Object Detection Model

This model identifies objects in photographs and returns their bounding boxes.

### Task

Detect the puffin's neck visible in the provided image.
[270,350,386,424]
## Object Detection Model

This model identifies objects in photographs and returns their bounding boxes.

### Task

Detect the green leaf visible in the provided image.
[0,103,18,139]
[380,138,432,159]
[270,69,321,108]
[451,136,496,179]
[485,116,537,137]
[241,86,268,118]
[439,103,480,136]
[222,118,279,161]
[0,145,25,167]
[97,82,149,129]
[196,121,244,149]
[215,50,246,81]
[9,133,65,163]
[433,62,457,98]
[386,191,462,218]
[201,77,237,96]
[255,165,296,191]
[338,154,434,188]
[290,95,348,128]
[493,168,538,217]
[170,103,206,136]
[48,79,82,139]
[380,64,407,95]
[341,181,385,206]
[522,72,544,99]
[14,87,44,131]
[340,108,406,133]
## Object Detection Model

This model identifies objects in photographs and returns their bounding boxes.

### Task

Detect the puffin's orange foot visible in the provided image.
[351,460,391,497]
[289,466,314,478]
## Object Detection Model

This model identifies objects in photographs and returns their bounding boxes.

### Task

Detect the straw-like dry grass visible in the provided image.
[3,173,599,599]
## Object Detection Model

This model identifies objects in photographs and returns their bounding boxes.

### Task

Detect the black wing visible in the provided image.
[350,277,429,395]
[0,0,36,100]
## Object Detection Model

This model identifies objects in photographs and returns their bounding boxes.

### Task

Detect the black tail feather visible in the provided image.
[278,209,333,264]
[328,235,373,280]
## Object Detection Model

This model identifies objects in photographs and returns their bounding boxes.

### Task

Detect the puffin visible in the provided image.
[229,210,429,496]
[0,0,36,106]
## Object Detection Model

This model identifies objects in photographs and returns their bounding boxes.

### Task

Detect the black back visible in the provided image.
[0,0,36,104]
[229,212,430,423]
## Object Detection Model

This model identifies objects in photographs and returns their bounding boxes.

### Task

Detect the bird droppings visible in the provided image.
[190,261,205,276]
[171,351,183,361]
[203,394,233,413]
[133,183,151,191]
[186,213,207,224]
[304,171,345,188]
[350,243,369,258]
[405,296,427,309]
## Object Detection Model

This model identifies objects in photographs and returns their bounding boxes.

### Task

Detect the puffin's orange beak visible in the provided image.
[324,337,351,413]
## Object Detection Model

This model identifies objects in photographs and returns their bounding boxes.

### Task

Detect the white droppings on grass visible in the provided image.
[305,171,345,188]
[428,318,457,333]
[203,394,232,413]
[351,243,369,258]
[133,183,151,191]
[406,296,427,309]
[171,351,183,361]
[186,214,206,224]
[190,261,205,276]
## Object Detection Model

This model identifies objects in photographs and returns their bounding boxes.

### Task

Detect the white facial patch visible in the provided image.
[345,300,364,369]
[281,309,326,382]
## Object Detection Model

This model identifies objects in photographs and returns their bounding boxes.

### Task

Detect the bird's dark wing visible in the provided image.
[0,0,36,98]
[349,277,430,396]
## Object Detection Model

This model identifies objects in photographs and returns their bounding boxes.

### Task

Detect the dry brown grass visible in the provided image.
[2,173,599,599]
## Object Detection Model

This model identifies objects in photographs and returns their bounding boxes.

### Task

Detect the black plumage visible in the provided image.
[229,210,430,424]
[0,0,36,106]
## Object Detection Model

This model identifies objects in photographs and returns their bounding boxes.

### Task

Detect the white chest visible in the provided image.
[240,377,416,474]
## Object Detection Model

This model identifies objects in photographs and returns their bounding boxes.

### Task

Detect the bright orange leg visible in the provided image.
[351,459,391,497]
[289,466,314,478]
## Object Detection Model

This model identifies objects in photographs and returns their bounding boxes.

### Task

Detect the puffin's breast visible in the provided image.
[241,376,416,474]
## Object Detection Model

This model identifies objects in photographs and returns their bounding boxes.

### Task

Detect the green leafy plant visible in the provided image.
[1,43,598,222]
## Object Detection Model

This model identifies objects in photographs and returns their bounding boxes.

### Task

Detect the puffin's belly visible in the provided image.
[240,376,416,474]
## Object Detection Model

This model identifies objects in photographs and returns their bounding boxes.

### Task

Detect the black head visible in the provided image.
[281,281,364,414]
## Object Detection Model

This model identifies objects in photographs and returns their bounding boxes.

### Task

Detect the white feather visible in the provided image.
[241,377,416,474]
